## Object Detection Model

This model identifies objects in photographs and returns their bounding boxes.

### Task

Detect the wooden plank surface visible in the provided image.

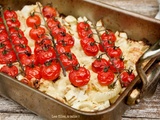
[0,0,160,120]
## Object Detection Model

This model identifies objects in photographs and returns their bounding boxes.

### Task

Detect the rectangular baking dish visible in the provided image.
[0,0,160,120]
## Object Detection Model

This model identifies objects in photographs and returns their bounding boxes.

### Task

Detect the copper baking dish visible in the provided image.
[0,0,160,120]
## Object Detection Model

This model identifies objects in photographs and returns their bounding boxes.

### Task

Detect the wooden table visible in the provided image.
[0,0,160,120]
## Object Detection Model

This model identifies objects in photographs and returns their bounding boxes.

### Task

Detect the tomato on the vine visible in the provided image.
[0,40,12,51]
[29,26,45,40]
[97,70,114,86]
[77,22,93,39]
[46,18,60,30]
[101,29,116,42]
[6,19,20,28]
[11,35,28,45]
[42,5,57,18]
[35,47,56,64]
[0,64,18,78]
[56,44,71,54]
[15,44,31,54]
[109,58,125,73]
[0,49,17,64]
[120,70,135,87]
[106,46,122,58]
[26,13,41,28]
[92,57,109,73]
[25,65,41,80]
[99,39,115,52]
[80,37,99,56]
[40,60,61,81]
[59,52,79,71]
[19,53,38,66]
[69,65,90,87]
[0,30,9,41]
[4,9,18,20]
[51,25,66,38]
[56,33,74,48]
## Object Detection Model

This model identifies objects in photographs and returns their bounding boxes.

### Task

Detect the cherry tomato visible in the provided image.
[106,46,122,58]
[35,35,52,45]
[80,37,99,56]
[4,9,18,20]
[0,49,17,64]
[0,23,5,31]
[69,66,90,87]
[120,70,135,87]
[60,52,79,71]
[56,33,74,48]
[51,25,66,38]
[15,44,31,54]
[56,44,71,54]
[19,53,38,66]
[41,60,61,80]
[77,22,93,39]
[0,40,12,51]
[36,47,56,64]
[6,19,20,28]
[25,65,41,80]
[0,30,9,41]
[34,39,52,53]
[29,26,45,40]
[97,70,114,86]
[26,13,41,28]
[99,39,115,52]
[9,27,24,37]
[0,64,18,78]
[46,18,60,30]
[11,36,28,45]
[109,58,124,73]
[92,57,109,73]
[42,5,57,18]
[101,30,116,43]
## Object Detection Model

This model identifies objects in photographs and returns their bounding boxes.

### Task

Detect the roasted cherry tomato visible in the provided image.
[9,27,24,37]
[99,39,115,52]
[92,57,109,73]
[0,30,9,41]
[106,46,122,58]
[51,25,66,38]
[0,64,18,78]
[46,18,60,30]
[0,49,17,64]
[97,70,114,86]
[69,66,90,87]
[77,22,93,38]
[41,60,61,80]
[11,35,28,45]
[42,5,57,18]
[120,70,135,87]
[19,53,38,66]
[4,9,18,20]
[109,58,125,73]
[26,13,41,28]
[56,33,74,48]
[101,29,116,43]
[25,65,41,80]
[15,44,31,54]
[0,40,12,51]
[6,19,20,28]
[60,52,79,71]
[29,26,45,40]
[56,44,71,54]
[80,37,99,56]
[35,47,56,64]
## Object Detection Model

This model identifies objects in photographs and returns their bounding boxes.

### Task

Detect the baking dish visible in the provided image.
[0,0,160,119]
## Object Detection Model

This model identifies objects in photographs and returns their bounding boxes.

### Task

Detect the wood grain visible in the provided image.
[0,0,160,120]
